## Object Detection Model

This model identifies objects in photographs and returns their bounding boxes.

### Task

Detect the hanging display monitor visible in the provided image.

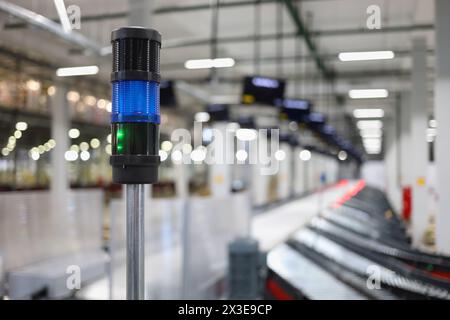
[277,98,312,121]
[206,104,229,122]
[241,76,285,106]
[321,124,336,136]
[305,112,326,125]
[160,80,177,107]
[237,116,256,129]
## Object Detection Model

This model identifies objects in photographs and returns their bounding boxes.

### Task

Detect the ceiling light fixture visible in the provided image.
[349,89,388,99]
[56,66,99,77]
[353,108,385,118]
[339,51,395,62]
[357,120,383,130]
[184,58,235,70]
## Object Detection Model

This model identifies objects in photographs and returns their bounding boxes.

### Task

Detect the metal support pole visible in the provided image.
[126,184,145,300]
[209,0,220,84]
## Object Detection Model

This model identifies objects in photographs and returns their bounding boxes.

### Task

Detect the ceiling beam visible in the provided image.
[164,24,434,49]
[4,12,127,29]
[161,49,434,73]
[165,69,415,84]
[0,45,109,93]
[154,0,307,14]
[0,1,103,55]
[282,0,334,79]
[3,0,324,29]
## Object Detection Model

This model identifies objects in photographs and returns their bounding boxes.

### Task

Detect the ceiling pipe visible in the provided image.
[162,24,434,49]
[282,0,334,79]
[0,0,103,55]
[100,23,434,54]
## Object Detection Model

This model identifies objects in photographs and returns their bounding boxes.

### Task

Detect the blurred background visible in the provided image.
[0,0,449,300]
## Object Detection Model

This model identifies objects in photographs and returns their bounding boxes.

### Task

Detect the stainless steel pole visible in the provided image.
[126,184,145,300]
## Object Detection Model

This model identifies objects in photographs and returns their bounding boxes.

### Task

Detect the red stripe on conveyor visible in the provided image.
[332,179,366,209]
[266,278,295,300]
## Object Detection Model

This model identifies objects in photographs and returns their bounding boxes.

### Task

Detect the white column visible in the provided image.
[209,122,232,197]
[174,162,189,198]
[434,0,450,254]
[50,83,70,213]
[128,0,154,26]
[307,153,316,192]
[293,147,305,196]
[384,117,401,212]
[277,142,292,200]
[410,38,429,247]
[399,93,412,188]
[251,134,269,206]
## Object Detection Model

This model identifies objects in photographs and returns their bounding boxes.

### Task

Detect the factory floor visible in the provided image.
[78,181,355,300]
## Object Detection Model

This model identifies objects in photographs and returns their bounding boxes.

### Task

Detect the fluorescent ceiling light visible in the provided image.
[353,108,385,118]
[366,148,381,154]
[364,138,381,143]
[361,132,382,139]
[213,58,235,68]
[56,66,99,77]
[363,139,381,146]
[364,144,381,150]
[184,58,235,70]
[357,120,383,130]
[349,89,388,99]
[185,59,213,69]
[427,128,437,137]
[360,128,382,137]
[363,140,381,146]
[339,51,394,62]
[53,0,72,33]
[365,143,381,148]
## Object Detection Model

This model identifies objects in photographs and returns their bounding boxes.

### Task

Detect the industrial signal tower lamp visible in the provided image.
[110,27,161,300]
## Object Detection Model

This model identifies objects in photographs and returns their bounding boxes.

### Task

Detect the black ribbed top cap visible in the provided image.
[111,26,161,82]
[111,26,161,43]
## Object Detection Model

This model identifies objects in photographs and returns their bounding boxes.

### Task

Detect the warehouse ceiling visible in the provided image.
[0,0,436,116]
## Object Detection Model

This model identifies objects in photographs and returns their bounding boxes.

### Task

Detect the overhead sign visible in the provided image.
[241,76,285,106]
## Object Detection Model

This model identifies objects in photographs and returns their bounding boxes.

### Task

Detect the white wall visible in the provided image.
[361,161,437,219]
[361,161,386,191]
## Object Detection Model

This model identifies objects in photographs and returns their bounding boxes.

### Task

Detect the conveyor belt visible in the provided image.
[324,206,450,265]
[341,200,406,234]
[267,243,367,300]
[267,185,450,299]
[310,217,450,283]
[289,229,450,299]
[347,186,406,228]
[324,207,410,244]
[284,240,398,300]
